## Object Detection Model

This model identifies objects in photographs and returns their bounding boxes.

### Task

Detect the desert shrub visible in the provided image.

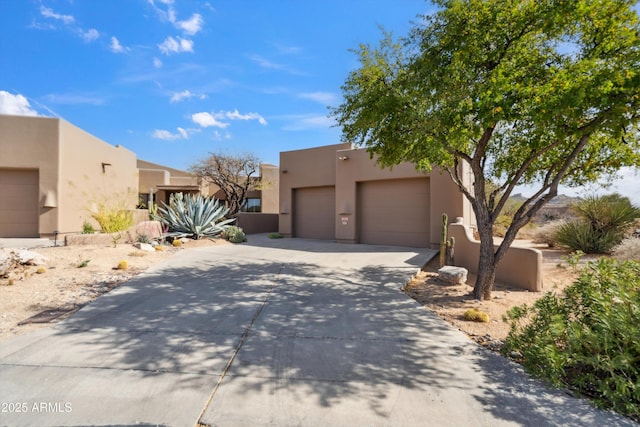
[222,226,247,243]
[463,309,489,323]
[612,237,640,262]
[154,193,235,239]
[556,194,640,254]
[531,220,565,247]
[136,233,151,244]
[91,204,134,234]
[82,220,96,234]
[502,258,640,421]
[268,232,283,239]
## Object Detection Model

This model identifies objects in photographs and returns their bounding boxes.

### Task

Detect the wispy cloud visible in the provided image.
[248,54,305,75]
[169,90,206,103]
[158,36,194,55]
[298,91,339,105]
[177,14,203,35]
[0,91,39,116]
[153,57,163,68]
[152,127,194,140]
[43,92,106,106]
[281,113,334,131]
[40,6,74,25]
[192,112,229,128]
[110,36,128,53]
[273,43,303,55]
[191,109,267,129]
[148,1,204,35]
[80,28,99,42]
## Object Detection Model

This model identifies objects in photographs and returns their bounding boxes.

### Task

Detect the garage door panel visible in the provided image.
[358,178,430,247]
[0,170,39,238]
[294,186,335,240]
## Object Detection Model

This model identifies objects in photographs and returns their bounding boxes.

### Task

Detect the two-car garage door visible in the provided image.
[0,169,39,238]
[292,178,430,247]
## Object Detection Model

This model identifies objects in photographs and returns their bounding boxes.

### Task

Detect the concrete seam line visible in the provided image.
[194,265,284,427]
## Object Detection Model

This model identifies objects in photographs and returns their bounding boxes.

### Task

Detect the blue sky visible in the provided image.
[1,0,638,204]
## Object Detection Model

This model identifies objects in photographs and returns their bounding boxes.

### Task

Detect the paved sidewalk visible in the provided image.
[0,235,634,426]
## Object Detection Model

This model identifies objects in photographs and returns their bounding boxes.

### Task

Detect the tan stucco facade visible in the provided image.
[279,144,474,247]
[0,115,138,238]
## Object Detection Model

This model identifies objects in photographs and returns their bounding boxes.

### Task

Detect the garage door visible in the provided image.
[358,178,430,247]
[293,186,335,240]
[0,169,39,238]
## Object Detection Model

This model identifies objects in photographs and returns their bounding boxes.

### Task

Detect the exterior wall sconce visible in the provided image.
[338,156,349,161]
[281,170,288,174]
[43,190,57,208]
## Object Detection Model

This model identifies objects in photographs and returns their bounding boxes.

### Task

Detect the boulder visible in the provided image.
[135,221,164,240]
[133,242,155,252]
[14,249,48,266]
[438,265,468,285]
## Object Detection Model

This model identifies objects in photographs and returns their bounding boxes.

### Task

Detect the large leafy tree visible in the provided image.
[333,0,640,299]
[189,152,261,216]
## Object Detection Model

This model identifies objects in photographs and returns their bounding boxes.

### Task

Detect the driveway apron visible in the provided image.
[0,235,633,427]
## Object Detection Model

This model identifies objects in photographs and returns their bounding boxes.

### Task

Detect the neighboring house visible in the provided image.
[279,143,474,248]
[0,115,138,238]
[139,160,280,214]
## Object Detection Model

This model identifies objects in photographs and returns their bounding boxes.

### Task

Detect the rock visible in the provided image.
[14,249,48,266]
[0,250,13,277]
[135,221,163,240]
[133,242,155,252]
[438,266,468,285]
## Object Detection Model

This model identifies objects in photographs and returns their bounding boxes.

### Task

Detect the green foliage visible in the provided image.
[562,250,585,273]
[556,195,640,253]
[154,193,235,240]
[90,204,134,234]
[503,259,640,421]
[136,233,151,244]
[332,0,640,299]
[222,226,247,243]
[82,221,96,234]
[76,259,90,268]
[268,232,283,239]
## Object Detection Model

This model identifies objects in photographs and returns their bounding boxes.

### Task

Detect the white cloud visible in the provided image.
[298,91,339,105]
[192,112,229,128]
[40,6,74,25]
[225,109,267,125]
[153,57,163,68]
[158,36,194,55]
[109,36,127,53]
[152,127,195,140]
[281,113,335,131]
[0,91,39,116]
[248,54,305,75]
[169,90,206,103]
[80,28,99,42]
[177,13,203,35]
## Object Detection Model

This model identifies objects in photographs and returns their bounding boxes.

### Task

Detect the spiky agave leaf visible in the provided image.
[154,193,235,239]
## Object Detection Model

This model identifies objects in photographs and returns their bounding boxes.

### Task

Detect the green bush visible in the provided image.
[91,204,134,234]
[82,220,96,234]
[502,258,640,421]
[555,194,640,254]
[222,226,247,243]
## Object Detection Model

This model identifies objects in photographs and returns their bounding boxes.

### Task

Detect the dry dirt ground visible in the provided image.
[0,238,225,341]
[1,238,599,350]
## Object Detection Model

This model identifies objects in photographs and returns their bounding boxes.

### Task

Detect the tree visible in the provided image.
[189,152,261,216]
[332,0,640,300]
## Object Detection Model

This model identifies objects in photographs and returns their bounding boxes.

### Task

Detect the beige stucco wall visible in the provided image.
[279,143,472,246]
[260,164,279,213]
[0,115,60,235]
[448,219,543,291]
[0,115,138,237]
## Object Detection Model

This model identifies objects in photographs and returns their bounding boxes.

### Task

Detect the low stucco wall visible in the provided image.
[236,213,279,234]
[448,220,543,291]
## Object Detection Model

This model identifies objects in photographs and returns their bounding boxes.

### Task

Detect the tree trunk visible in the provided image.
[473,221,498,300]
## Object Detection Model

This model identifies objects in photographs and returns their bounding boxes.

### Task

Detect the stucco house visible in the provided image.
[0,115,138,238]
[279,143,474,248]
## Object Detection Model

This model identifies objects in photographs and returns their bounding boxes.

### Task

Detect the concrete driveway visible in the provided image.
[0,235,633,426]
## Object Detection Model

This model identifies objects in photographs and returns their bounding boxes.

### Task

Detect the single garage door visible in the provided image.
[358,178,430,247]
[0,169,39,238]
[293,186,335,240]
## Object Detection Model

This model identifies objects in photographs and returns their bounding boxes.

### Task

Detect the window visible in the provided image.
[241,198,261,212]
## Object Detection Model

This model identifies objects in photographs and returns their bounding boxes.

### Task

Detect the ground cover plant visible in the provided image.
[502,258,640,421]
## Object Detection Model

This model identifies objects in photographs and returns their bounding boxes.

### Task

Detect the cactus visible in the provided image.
[440,213,448,267]
[446,236,455,265]
[117,260,129,270]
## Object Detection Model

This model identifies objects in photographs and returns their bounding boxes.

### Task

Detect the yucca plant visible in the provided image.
[154,193,235,239]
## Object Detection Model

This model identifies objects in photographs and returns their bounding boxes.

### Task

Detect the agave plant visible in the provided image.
[154,193,235,239]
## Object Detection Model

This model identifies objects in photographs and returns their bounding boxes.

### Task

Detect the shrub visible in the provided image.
[222,226,247,243]
[463,308,490,323]
[612,237,640,262]
[531,220,565,247]
[502,258,640,421]
[154,193,235,239]
[556,194,640,254]
[136,233,151,244]
[90,204,133,234]
[82,220,96,234]
[268,232,283,239]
